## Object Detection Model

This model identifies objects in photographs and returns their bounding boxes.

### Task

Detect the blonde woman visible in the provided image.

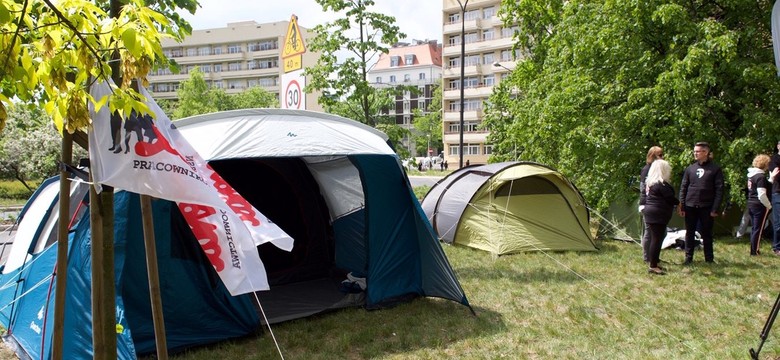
[747,154,772,255]
[639,146,664,263]
[640,159,678,275]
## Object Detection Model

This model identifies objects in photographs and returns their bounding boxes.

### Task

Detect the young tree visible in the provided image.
[305,0,405,127]
[485,0,780,210]
[412,85,443,156]
[232,86,279,109]
[173,68,220,118]
[172,68,279,119]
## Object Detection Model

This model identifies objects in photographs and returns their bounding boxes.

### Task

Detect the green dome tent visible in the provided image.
[422,162,598,255]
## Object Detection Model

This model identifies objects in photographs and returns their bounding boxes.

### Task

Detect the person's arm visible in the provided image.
[678,168,689,216]
[759,187,772,209]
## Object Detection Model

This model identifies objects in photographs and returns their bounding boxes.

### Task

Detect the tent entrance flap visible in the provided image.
[209,157,335,286]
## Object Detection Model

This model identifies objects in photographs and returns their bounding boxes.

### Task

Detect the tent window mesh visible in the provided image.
[494,177,560,197]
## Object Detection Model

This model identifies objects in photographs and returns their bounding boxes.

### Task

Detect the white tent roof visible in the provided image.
[174,109,393,160]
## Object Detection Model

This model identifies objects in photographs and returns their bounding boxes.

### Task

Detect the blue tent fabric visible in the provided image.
[0,189,259,359]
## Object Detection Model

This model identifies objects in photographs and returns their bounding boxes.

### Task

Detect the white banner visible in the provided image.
[88,81,293,295]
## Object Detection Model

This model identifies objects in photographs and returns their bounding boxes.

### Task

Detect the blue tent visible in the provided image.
[0,109,471,359]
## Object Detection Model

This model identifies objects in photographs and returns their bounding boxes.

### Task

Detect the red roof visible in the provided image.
[372,41,442,70]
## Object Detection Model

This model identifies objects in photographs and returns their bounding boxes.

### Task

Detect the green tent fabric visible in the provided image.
[422,162,598,255]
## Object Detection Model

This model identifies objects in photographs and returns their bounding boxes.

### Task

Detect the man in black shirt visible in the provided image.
[678,142,724,264]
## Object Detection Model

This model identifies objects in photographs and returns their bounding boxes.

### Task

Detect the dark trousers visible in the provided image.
[684,206,714,261]
[647,223,666,268]
[749,204,769,255]
[772,197,780,251]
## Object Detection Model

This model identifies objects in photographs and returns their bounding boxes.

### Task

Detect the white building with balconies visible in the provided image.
[442,0,519,167]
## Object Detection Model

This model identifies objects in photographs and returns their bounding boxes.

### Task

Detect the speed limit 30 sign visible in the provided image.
[285,80,301,109]
[281,70,306,110]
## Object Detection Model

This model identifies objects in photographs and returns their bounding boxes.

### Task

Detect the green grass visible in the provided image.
[162,236,780,360]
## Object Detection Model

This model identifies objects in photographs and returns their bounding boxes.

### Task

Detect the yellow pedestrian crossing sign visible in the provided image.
[282,15,306,59]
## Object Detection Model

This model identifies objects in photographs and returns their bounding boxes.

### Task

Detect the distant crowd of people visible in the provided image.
[639,141,780,275]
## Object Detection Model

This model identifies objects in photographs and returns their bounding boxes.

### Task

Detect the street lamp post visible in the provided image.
[457,0,468,169]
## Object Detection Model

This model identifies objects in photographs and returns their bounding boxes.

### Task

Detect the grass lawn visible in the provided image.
[159,235,780,360]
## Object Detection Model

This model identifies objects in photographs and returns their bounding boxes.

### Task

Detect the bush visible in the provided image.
[0,180,39,201]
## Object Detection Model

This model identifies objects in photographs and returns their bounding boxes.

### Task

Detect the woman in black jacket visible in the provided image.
[640,159,679,275]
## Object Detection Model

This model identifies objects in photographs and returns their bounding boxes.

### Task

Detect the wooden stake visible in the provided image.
[51,131,72,360]
[140,195,168,359]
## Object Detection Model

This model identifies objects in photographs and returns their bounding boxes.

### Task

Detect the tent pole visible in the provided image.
[140,195,168,359]
[51,131,72,360]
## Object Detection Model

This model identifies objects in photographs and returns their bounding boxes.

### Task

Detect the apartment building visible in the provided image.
[368,40,442,156]
[147,20,321,111]
[442,0,519,167]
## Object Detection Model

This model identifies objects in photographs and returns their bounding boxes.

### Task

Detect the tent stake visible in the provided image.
[140,195,168,359]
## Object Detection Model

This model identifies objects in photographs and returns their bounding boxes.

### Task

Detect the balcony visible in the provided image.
[443,18,481,35]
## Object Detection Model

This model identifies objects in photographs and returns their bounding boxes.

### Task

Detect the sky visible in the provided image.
[182,1,444,43]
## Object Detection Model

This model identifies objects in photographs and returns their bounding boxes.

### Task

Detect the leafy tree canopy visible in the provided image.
[486,0,780,211]
[305,0,405,127]
[0,0,196,135]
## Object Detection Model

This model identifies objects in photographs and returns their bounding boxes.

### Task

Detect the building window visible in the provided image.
[484,145,493,155]
[483,53,495,65]
[465,122,479,132]
[464,77,479,88]
[483,6,496,19]
[228,62,241,71]
[419,100,426,109]
[403,115,411,125]
[170,49,183,58]
[419,72,426,80]
[465,55,480,66]
[448,79,460,90]
[464,9,479,21]
[501,50,513,61]
[201,65,212,73]
[375,76,382,83]
[464,32,478,44]
[228,80,243,89]
[502,26,520,39]
[213,47,222,55]
[390,56,401,67]
[448,13,460,23]
[403,101,410,111]
[213,64,222,72]
[404,74,411,82]
[448,122,460,132]
[449,144,459,156]
[482,29,495,41]
[448,35,461,46]
[259,77,277,87]
[482,75,495,87]
[466,143,480,155]
[227,44,242,53]
[405,54,415,65]
[198,46,211,56]
[448,58,461,68]
[389,75,397,83]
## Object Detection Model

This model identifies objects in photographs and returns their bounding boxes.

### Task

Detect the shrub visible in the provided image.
[0,180,39,201]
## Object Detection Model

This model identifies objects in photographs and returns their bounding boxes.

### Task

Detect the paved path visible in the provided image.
[409,175,444,187]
